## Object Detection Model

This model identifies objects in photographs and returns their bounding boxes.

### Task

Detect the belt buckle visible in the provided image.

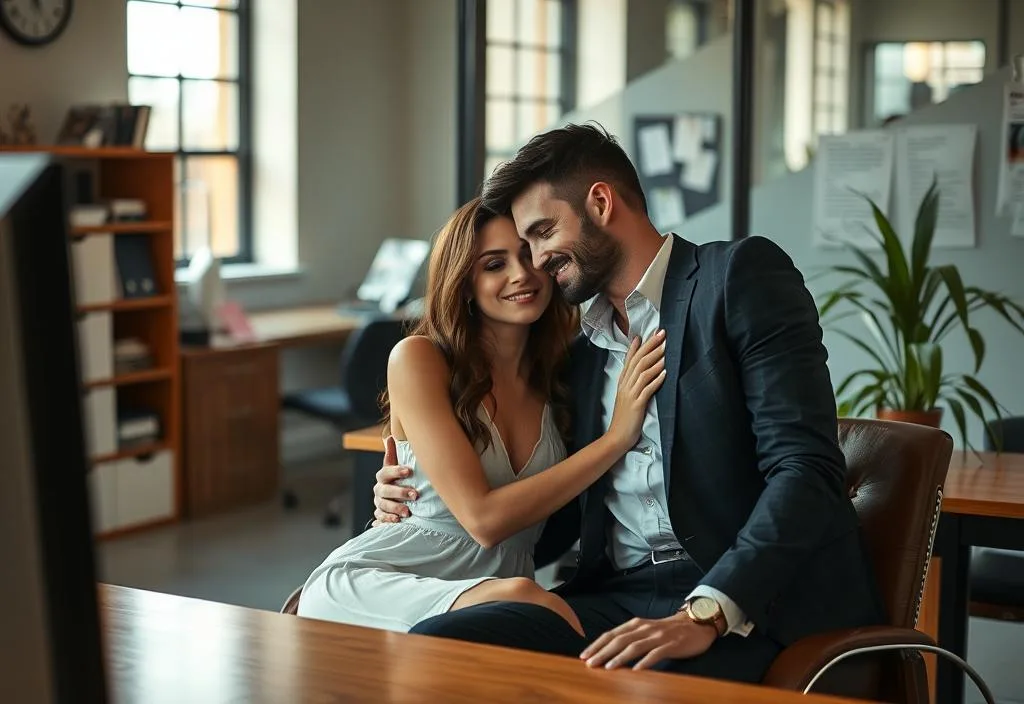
[650,549,687,565]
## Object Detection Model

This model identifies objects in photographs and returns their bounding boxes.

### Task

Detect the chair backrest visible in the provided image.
[339,317,407,425]
[985,416,1024,453]
[838,418,953,629]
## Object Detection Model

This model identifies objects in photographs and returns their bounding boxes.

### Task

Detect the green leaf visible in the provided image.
[936,265,970,335]
[834,330,897,377]
[945,397,971,453]
[834,369,889,400]
[966,327,985,374]
[962,376,1003,424]
[910,178,940,289]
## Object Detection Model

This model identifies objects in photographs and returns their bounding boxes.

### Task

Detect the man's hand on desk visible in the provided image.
[580,612,717,671]
[371,436,417,526]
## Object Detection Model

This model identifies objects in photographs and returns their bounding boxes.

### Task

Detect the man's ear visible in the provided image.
[585,182,615,226]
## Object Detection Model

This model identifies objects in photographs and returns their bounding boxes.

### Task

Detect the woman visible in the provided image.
[298,199,665,635]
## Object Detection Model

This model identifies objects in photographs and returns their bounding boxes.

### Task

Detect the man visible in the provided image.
[371,124,883,683]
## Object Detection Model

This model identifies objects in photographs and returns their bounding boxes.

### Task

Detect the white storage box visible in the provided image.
[82,388,117,458]
[87,463,118,535]
[71,234,116,306]
[115,450,174,527]
[76,312,113,382]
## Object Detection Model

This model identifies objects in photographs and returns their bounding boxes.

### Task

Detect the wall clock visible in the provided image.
[0,0,73,47]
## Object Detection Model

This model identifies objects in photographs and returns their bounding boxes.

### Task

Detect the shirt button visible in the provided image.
[645,497,656,507]
[642,445,653,456]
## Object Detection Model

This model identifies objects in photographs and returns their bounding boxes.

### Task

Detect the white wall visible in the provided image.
[0,0,127,141]
[685,69,1024,449]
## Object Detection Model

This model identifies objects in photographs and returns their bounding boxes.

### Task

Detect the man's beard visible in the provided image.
[548,215,623,305]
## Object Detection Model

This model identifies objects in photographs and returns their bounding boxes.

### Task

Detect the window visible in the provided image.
[126,0,251,264]
[483,0,577,179]
[812,0,849,137]
[869,41,986,126]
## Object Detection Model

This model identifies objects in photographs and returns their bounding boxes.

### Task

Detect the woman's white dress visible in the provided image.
[297,404,567,632]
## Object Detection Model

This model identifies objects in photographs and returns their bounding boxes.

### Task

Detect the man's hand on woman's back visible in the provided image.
[371,436,418,526]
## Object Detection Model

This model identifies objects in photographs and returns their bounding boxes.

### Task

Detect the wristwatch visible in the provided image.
[680,596,728,637]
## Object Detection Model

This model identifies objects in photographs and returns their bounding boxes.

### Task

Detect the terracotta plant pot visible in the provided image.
[876,408,944,428]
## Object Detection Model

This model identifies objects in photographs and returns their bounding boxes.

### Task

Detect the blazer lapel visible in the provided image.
[656,236,699,495]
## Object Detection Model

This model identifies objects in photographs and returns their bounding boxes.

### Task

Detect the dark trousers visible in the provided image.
[409,558,781,684]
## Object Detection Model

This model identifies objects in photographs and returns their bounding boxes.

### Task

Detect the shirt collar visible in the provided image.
[581,235,674,338]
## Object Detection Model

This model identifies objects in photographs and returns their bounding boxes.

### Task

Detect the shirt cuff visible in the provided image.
[686,585,755,637]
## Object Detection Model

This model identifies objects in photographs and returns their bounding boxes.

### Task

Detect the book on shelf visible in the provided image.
[55,103,151,149]
[117,408,161,449]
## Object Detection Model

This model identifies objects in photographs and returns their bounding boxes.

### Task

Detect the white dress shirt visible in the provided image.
[579,235,752,636]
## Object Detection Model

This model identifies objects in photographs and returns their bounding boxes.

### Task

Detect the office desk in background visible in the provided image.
[180,304,365,516]
[100,584,874,704]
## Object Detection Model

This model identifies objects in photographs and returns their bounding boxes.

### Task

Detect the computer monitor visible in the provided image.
[354,237,430,313]
[0,154,107,703]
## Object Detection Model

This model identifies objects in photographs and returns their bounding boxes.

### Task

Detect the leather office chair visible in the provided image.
[764,418,993,704]
[281,586,302,615]
[281,317,406,526]
[970,417,1024,621]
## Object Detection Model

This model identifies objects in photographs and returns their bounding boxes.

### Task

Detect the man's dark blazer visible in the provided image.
[536,234,885,647]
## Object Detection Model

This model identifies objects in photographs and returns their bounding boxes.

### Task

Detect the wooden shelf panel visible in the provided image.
[0,145,174,160]
[84,368,172,389]
[93,442,168,465]
[70,221,173,235]
[79,296,174,313]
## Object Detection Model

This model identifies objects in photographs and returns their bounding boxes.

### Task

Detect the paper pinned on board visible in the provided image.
[997,82,1024,215]
[672,115,703,164]
[812,131,894,249]
[681,150,718,193]
[637,124,674,177]
[649,186,686,230]
[895,124,976,248]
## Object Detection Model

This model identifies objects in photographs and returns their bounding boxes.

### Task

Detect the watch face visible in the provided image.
[689,597,719,621]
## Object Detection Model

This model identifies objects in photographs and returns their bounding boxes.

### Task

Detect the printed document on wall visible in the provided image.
[998,83,1024,214]
[812,131,894,248]
[895,124,976,248]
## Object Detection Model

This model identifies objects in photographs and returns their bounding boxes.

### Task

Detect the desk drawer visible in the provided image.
[183,345,280,516]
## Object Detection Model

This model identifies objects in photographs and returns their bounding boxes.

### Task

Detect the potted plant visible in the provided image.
[817,180,1024,449]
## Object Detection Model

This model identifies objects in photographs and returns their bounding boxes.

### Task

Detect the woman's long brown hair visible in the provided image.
[381,198,579,450]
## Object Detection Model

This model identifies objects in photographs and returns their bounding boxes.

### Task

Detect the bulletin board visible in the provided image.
[633,113,723,232]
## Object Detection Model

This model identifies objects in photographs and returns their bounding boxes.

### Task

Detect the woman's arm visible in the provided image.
[389,334,665,549]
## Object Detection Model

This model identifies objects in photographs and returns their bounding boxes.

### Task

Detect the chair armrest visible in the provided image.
[763,626,934,690]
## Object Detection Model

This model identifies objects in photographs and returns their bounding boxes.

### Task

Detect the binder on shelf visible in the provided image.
[83,388,117,458]
[76,312,113,382]
[113,235,158,299]
[71,234,116,306]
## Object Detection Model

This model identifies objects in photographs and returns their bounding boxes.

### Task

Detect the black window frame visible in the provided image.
[126,0,253,267]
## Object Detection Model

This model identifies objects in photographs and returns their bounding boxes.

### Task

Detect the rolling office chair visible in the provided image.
[281,317,406,526]
[969,417,1024,622]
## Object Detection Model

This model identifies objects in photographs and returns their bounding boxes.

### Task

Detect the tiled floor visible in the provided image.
[96,455,1022,703]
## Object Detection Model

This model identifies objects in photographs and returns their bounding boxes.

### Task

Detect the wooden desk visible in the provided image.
[341,430,1024,704]
[179,304,365,516]
[100,584,871,704]
[933,452,1024,704]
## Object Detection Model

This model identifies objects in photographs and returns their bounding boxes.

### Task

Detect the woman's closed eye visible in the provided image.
[483,258,505,272]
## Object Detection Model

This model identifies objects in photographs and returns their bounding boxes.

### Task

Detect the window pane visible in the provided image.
[667,2,699,60]
[173,157,184,258]
[544,0,562,48]
[182,0,239,8]
[127,1,179,77]
[815,1,833,32]
[183,156,239,259]
[875,43,905,78]
[487,45,515,97]
[485,154,508,180]
[128,77,179,150]
[486,99,516,152]
[182,80,238,150]
[516,101,560,141]
[179,8,238,79]
[517,0,541,44]
[486,0,515,43]
[518,49,556,98]
[816,38,833,71]
[815,73,833,105]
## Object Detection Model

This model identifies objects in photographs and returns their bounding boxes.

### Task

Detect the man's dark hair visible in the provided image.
[481,123,648,217]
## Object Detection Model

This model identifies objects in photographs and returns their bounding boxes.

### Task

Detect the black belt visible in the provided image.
[618,548,691,577]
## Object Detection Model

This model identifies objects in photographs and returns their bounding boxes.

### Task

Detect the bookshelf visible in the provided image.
[1,146,181,538]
